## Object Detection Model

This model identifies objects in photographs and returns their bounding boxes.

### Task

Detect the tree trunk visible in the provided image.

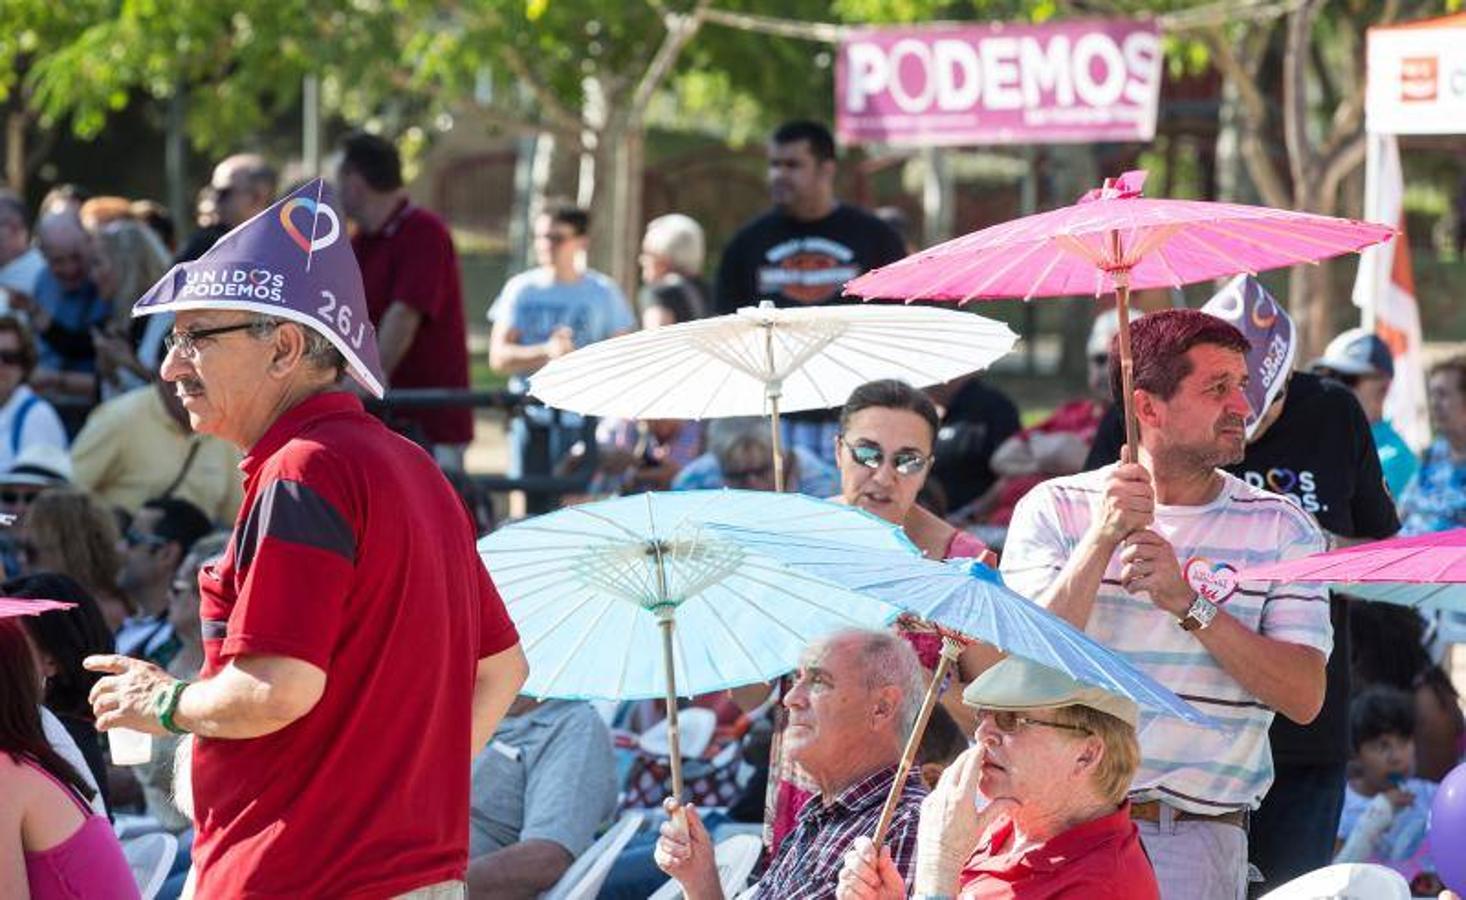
[5,109,26,195]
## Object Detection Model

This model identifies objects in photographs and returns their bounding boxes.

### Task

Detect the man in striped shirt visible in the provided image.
[654,629,928,899]
[1001,309,1330,900]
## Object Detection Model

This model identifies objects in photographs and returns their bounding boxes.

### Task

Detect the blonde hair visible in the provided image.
[1052,704,1142,806]
[24,489,122,604]
[93,219,170,328]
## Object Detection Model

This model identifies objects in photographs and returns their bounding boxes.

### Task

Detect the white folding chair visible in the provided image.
[1258,863,1410,900]
[121,831,178,900]
[646,833,764,900]
[540,811,645,900]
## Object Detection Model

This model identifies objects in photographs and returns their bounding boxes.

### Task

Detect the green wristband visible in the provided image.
[155,680,191,735]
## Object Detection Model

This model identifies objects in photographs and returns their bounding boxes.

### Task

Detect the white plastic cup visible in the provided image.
[109,727,152,766]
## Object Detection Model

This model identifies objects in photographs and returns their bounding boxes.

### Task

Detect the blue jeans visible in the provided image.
[1246,762,1347,895]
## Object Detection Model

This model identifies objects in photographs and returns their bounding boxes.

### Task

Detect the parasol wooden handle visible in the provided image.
[660,617,684,802]
[871,636,962,847]
[1114,279,1139,465]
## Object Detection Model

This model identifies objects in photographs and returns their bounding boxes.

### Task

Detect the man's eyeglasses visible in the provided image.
[839,437,930,477]
[973,707,1091,736]
[164,321,275,359]
[0,350,26,367]
[537,232,576,246]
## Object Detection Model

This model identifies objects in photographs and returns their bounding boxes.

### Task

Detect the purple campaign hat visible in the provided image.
[133,178,385,397]
[1201,274,1296,439]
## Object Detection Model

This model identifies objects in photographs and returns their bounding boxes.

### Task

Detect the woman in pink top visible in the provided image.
[0,619,138,899]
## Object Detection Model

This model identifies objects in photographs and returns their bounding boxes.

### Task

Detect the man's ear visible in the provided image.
[267,322,309,378]
[871,684,901,727]
[1073,735,1105,778]
[1133,388,1163,431]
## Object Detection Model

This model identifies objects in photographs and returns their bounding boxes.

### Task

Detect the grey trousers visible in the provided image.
[1135,804,1249,900]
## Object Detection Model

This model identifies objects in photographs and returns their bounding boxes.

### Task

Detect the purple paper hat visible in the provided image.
[1201,274,1296,439]
[133,179,385,397]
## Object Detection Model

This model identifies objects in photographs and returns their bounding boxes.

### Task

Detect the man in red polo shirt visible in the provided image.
[836,656,1157,900]
[85,179,527,898]
[340,131,473,468]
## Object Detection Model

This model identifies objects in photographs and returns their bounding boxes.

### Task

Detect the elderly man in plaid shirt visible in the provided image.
[654,628,928,900]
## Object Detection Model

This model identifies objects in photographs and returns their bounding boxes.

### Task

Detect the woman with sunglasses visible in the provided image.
[833,379,992,563]
[0,616,139,898]
[835,656,1156,900]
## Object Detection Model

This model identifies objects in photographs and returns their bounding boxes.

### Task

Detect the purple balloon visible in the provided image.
[1432,761,1466,891]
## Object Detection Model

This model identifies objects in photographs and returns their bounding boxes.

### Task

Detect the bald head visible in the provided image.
[37,212,91,291]
[211,154,278,228]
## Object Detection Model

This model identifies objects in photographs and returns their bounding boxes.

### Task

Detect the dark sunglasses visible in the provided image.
[1089,354,1109,367]
[126,528,170,550]
[0,490,38,506]
[723,464,773,484]
[0,350,25,366]
[973,708,1091,736]
[839,437,930,476]
[538,232,576,245]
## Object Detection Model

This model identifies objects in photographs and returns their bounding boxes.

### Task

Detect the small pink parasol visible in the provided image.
[1239,528,1466,610]
[0,597,78,618]
[845,171,1395,460]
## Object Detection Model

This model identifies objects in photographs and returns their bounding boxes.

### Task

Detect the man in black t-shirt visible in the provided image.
[715,120,906,315]
[1084,281,1400,893]
[716,121,906,463]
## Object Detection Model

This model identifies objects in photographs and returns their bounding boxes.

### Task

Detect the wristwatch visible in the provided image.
[1178,595,1219,632]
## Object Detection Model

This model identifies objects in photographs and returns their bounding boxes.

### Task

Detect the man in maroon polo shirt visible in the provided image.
[340,131,473,468]
[85,180,528,898]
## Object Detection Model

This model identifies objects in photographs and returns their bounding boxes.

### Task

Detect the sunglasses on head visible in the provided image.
[973,708,1091,736]
[839,437,930,476]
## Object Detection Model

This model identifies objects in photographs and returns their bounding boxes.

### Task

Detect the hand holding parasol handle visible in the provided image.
[871,635,963,847]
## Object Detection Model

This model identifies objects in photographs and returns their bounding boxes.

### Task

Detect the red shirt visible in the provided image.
[190,392,518,898]
[958,802,1159,900]
[353,201,473,444]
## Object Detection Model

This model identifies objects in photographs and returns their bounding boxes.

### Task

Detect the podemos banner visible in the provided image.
[836,19,1163,146]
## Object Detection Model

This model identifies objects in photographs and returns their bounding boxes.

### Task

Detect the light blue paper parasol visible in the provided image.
[478,490,910,798]
[711,524,1216,845]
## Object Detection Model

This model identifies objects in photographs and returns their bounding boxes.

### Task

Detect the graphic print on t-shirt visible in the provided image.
[1239,467,1323,514]
[756,237,861,305]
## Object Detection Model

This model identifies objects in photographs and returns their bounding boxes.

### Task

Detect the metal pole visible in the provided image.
[302,74,320,178]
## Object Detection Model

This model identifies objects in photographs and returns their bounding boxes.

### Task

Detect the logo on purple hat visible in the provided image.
[1202,274,1296,439]
[132,178,385,398]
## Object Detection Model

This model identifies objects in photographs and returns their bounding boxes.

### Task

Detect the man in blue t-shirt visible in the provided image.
[488,205,633,506]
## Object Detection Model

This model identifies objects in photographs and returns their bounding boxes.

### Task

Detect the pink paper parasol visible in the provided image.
[1238,528,1466,610]
[844,171,1395,460]
[0,597,78,618]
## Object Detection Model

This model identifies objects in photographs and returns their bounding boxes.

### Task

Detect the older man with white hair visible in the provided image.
[654,628,929,900]
[639,213,709,326]
[83,180,527,899]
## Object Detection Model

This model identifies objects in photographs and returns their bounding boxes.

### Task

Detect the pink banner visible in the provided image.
[836,19,1163,146]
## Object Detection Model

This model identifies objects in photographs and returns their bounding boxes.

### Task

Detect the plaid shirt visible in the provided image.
[750,765,926,900]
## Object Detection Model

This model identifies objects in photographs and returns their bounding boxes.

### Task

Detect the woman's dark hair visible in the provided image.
[0,620,95,802]
[1349,597,1460,708]
[4,574,113,721]
[839,379,940,444]
[1350,685,1416,754]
